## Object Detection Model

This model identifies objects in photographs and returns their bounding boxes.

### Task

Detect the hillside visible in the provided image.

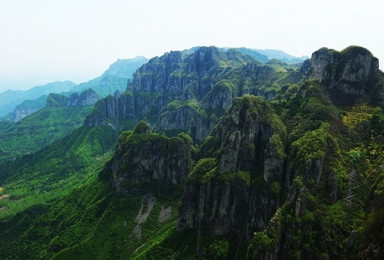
[0,89,100,161]
[0,81,76,117]
[0,57,147,121]
[72,56,148,97]
[0,46,383,259]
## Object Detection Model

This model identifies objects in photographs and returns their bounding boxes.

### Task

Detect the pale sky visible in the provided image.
[0,0,383,92]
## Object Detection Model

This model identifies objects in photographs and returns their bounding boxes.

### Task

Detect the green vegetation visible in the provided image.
[0,178,195,259]
[0,125,117,219]
[0,46,384,259]
[0,105,93,161]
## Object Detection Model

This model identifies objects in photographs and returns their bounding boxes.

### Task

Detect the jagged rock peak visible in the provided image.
[133,120,150,134]
[178,95,285,240]
[203,94,286,178]
[68,88,100,106]
[83,91,135,127]
[102,56,148,78]
[46,89,100,108]
[306,46,381,104]
[100,122,194,195]
[45,93,69,108]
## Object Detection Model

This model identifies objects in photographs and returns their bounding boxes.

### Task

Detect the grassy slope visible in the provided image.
[0,106,93,161]
[0,125,118,220]
[0,177,197,260]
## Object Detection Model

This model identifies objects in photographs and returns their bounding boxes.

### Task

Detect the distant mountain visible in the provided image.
[0,81,76,117]
[72,56,148,97]
[0,88,100,161]
[230,47,269,63]
[2,46,384,259]
[254,49,308,64]
[220,47,307,64]
[0,57,148,120]
[102,56,148,78]
[1,95,47,122]
[46,88,100,108]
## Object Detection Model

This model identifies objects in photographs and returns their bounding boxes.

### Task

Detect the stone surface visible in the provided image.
[101,122,194,195]
[177,96,285,240]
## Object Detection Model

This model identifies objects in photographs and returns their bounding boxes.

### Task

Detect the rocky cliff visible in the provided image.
[101,121,194,195]
[1,45,384,260]
[14,108,40,122]
[86,47,300,142]
[84,91,135,127]
[45,88,100,108]
[92,45,384,259]
[178,95,285,242]
[307,46,383,105]
[67,88,100,106]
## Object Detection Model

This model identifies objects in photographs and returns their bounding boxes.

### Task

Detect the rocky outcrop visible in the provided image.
[177,95,286,241]
[67,89,100,106]
[45,93,69,108]
[307,46,382,104]
[101,121,194,195]
[154,101,217,142]
[7,95,48,122]
[84,91,135,127]
[45,89,100,108]
[201,80,234,112]
[14,108,40,122]
[179,177,276,241]
[102,56,148,78]
[86,47,269,137]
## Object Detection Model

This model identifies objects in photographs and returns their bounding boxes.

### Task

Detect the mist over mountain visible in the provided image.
[0,81,76,117]
[0,57,148,120]
[254,49,308,64]
[72,56,148,97]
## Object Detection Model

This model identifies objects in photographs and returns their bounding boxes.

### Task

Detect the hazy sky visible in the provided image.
[0,0,383,92]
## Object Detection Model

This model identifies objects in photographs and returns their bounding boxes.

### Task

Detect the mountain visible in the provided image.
[101,56,148,78]
[85,47,301,141]
[72,56,148,97]
[223,47,270,63]
[0,57,147,121]
[1,95,47,122]
[0,45,384,259]
[0,81,76,117]
[255,49,308,64]
[0,89,100,161]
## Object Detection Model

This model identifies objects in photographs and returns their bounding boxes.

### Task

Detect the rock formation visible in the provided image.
[101,121,194,195]
[177,95,285,241]
[307,46,382,104]
[45,89,100,108]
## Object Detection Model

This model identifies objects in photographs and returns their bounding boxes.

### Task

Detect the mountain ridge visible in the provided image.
[0,45,383,259]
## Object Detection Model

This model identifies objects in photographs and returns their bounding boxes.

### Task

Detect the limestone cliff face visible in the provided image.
[67,89,100,106]
[101,121,194,195]
[154,103,217,142]
[45,89,100,108]
[307,46,382,104]
[132,47,254,118]
[84,92,134,127]
[14,108,40,122]
[45,93,69,108]
[177,95,286,240]
[179,178,275,241]
[85,47,268,140]
[84,47,302,144]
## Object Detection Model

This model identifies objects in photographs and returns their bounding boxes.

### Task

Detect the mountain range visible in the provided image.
[0,46,383,259]
[0,56,148,120]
